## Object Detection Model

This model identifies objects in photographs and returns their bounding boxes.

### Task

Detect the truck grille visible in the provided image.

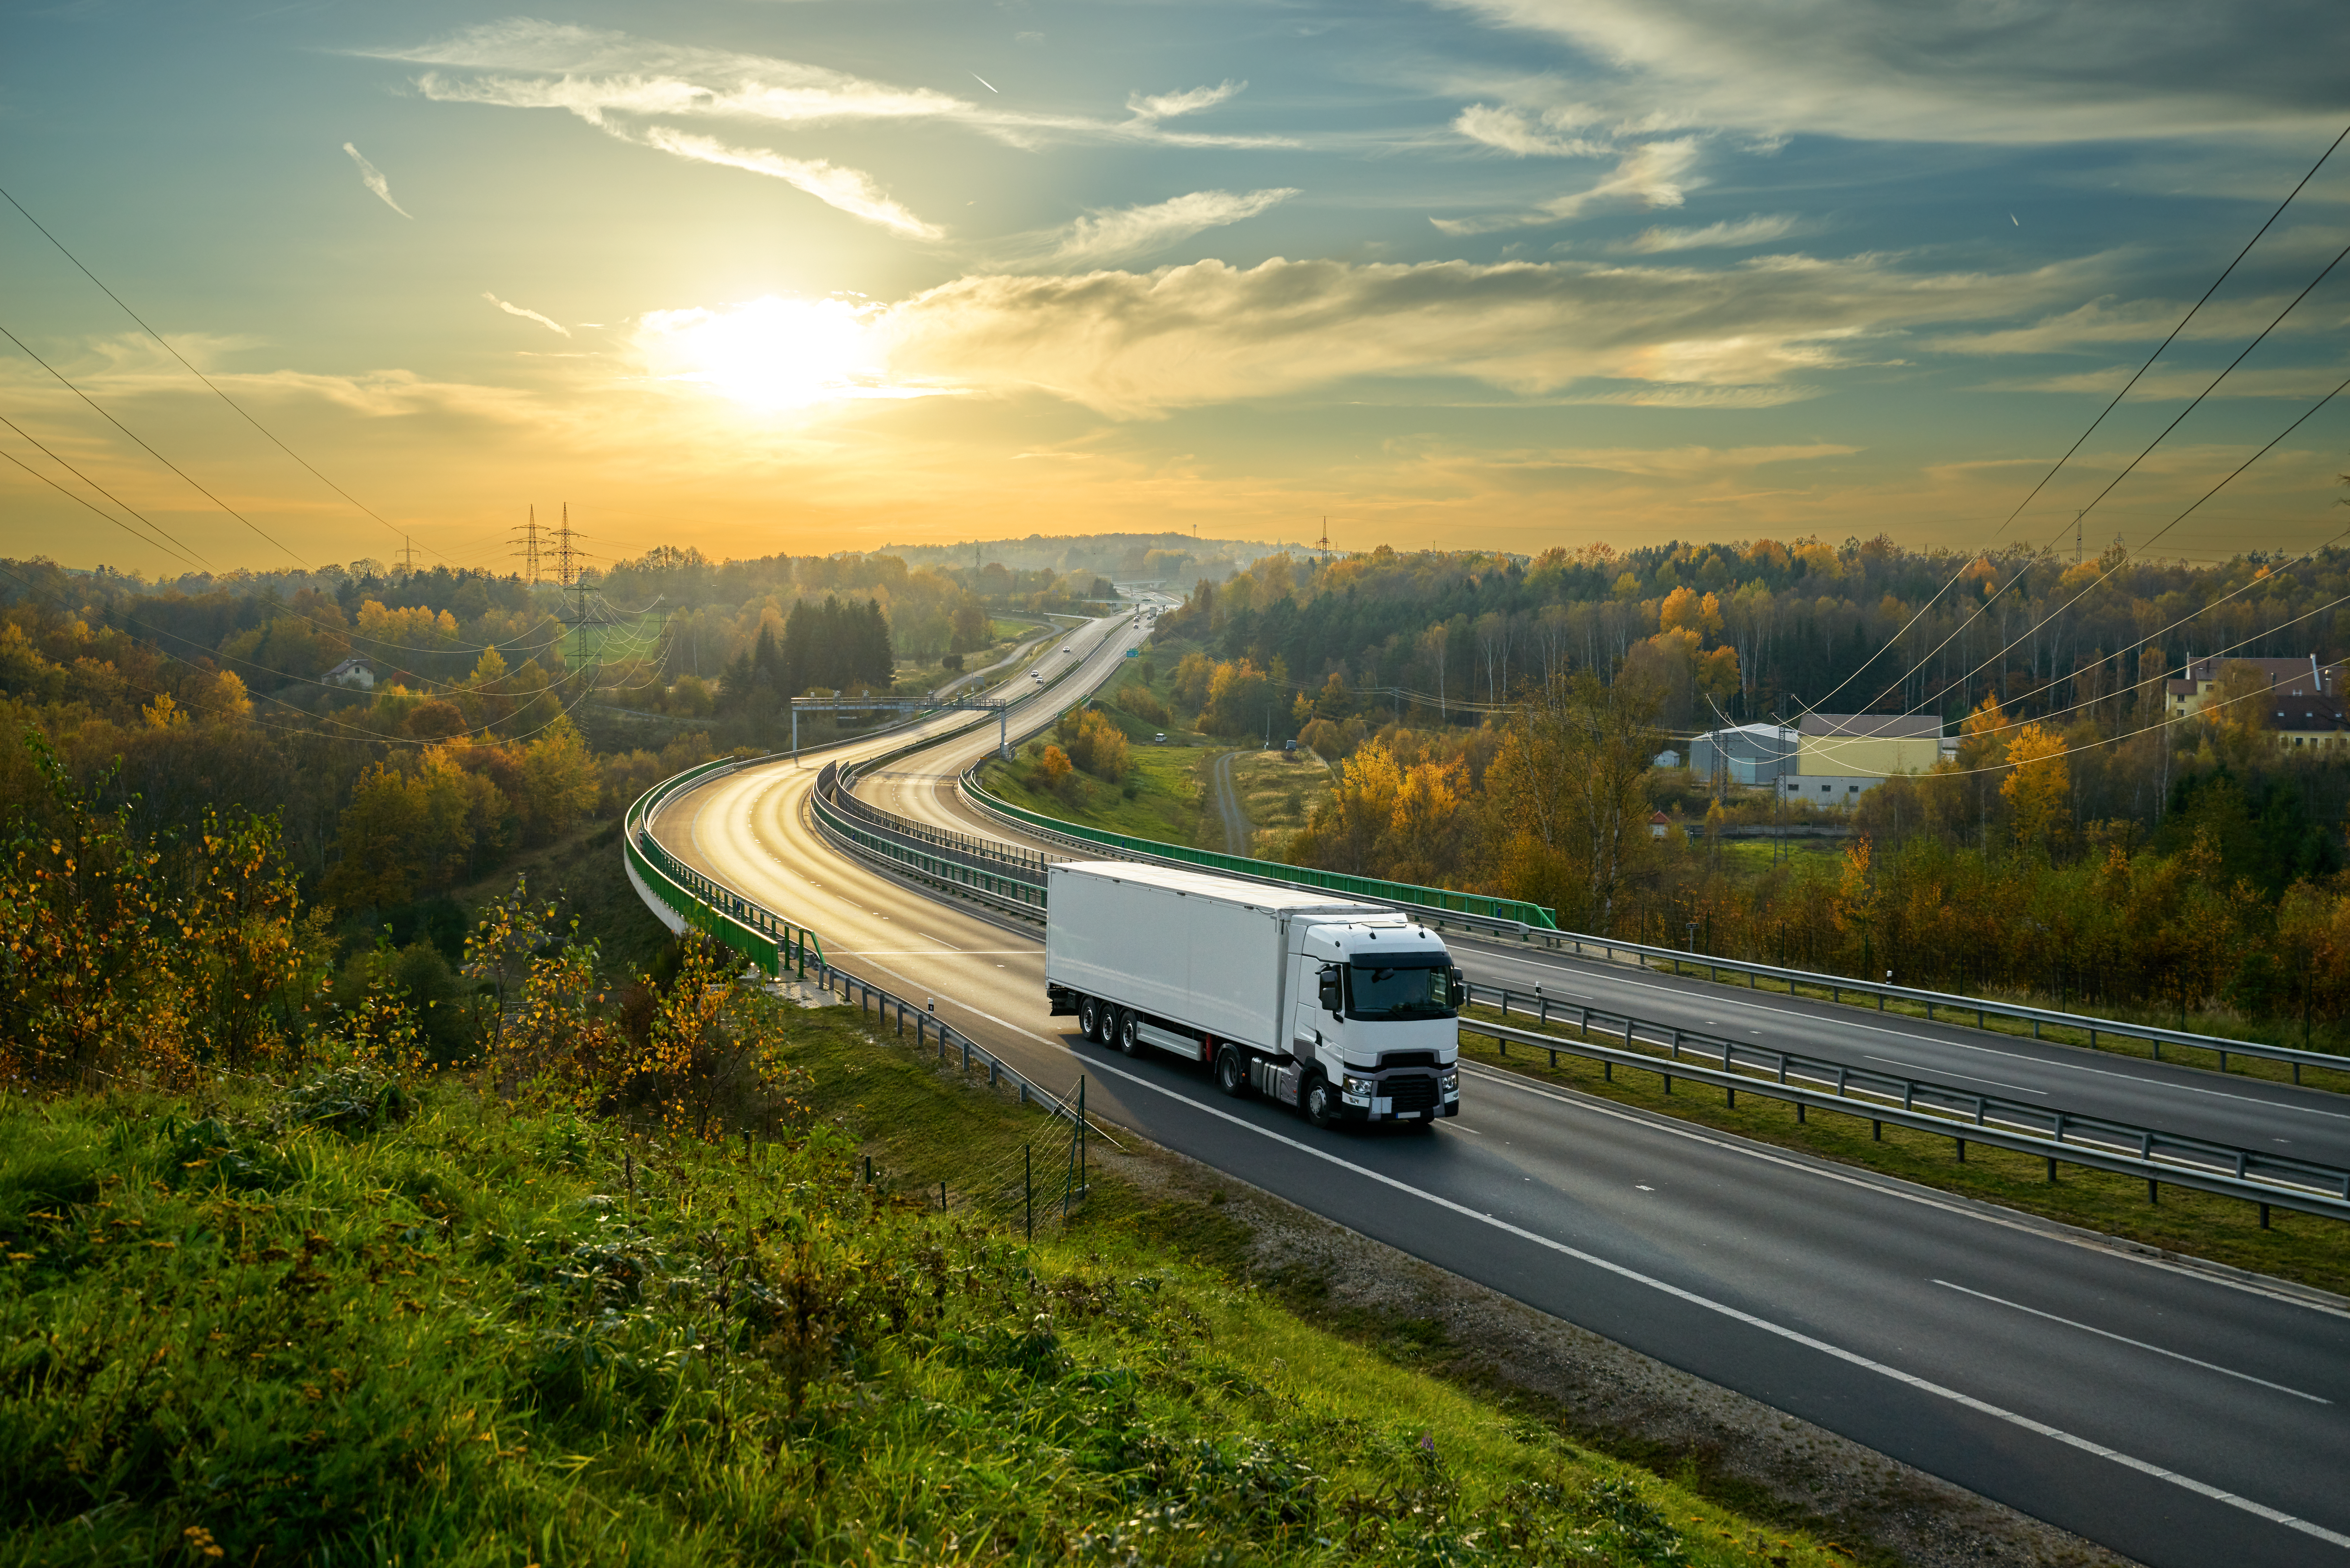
[1385,1074,1439,1112]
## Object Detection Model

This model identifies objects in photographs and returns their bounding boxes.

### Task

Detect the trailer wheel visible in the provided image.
[1117,1010,1143,1056]
[1077,996,1103,1042]
[1302,1075,1338,1128]
[1215,1045,1250,1098]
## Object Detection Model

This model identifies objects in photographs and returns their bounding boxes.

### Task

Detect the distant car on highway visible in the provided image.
[1155,732,1166,743]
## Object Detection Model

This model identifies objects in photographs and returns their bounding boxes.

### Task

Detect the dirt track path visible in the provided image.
[1207,749,1252,854]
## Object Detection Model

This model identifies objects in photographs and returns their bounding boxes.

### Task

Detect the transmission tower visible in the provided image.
[511,506,541,586]
[554,503,577,595]
[1316,516,1332,564]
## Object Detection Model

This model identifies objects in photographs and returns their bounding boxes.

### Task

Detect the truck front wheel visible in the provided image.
[1303,1075,1338,1128]
[1215,1045,1249,1098]
[1077,996,1103,1042]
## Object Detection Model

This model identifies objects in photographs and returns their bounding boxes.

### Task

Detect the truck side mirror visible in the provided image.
[1447,968,1467,1008]
[1317,966,1342,1013]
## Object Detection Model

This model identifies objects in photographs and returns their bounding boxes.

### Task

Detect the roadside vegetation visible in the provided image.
[0,733,1851,1568]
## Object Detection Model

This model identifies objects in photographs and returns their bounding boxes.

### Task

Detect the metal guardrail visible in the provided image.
[1504,931,2347,1082]
[1457,989,2350,1224]
[956,772,1555,936]
[624,755,824,980]
[811,761,1049,920]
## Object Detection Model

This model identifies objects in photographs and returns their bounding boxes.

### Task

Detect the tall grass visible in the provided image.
[0,1042,1844,1566]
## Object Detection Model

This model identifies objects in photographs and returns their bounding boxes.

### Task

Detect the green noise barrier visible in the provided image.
[964,775,1560,930]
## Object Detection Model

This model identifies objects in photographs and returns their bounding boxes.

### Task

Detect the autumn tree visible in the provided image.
[2000,722,2071,857]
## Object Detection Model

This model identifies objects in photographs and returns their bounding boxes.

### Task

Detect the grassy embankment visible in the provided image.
[1455,999,2350,1295]
[0,1005,1854,1568]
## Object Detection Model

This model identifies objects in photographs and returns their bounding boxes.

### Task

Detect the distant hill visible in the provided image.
[882,531,1282,583]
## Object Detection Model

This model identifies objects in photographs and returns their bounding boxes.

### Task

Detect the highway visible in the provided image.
[866,669,2350,1171]
[649,607,2350,1567]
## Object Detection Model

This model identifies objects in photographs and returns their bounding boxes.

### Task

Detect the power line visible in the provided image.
[0,181,443,564]
[0,412,213,572]
[1789,116,2350,723]
[0,317,309,568]
[1989,117,2350,542]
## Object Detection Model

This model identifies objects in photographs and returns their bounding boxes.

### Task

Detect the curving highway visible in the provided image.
[649,606,2350,1568]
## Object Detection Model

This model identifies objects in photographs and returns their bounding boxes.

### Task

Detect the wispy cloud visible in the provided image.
[341,142,412,218]
[1048,188,1297,265]
[1443,0,2349,144]
[876,251,2095,416]
[366,21,1284,152]
[1126,81,1246,121]
[633,126,943,239]
[1453,104,1608,157]
[1433,139,1700,234]
[1621,214,1799,252]
[483,292,569,336]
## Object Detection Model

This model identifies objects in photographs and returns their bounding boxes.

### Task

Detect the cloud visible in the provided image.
[631,126,943,238]
[341,142,412,218]
[1434,139,1700,234]
[1621,214,1799,252]
[1440,0,2350,144]
[1453,104,1608,157]
[1047,188,1298,265]
[1126,81,1245,121]
[1923,294,2290,355]
[483,293,570,336]
[1478,442,1859,475]
[875,250,2097,416]
[1970,365,2348,399]
[368,21,1284,150]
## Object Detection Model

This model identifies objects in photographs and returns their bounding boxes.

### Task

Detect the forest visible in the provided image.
[1145,537,2350,1041]
[0,542,1108,1067]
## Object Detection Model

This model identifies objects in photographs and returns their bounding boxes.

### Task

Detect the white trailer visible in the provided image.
[1044,861,1462,1127]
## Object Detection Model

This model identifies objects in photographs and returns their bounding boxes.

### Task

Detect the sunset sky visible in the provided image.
[4,1,2349,577]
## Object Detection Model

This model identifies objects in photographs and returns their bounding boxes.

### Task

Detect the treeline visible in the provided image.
[1157,537,2350,736]
[1247,663,2350,1037]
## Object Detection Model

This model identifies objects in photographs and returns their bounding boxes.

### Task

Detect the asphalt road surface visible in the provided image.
[651,608,2350,1567]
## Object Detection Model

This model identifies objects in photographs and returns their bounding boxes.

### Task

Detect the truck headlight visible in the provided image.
[1440,1071,1459,1092]
[1344,1075,1376,1096]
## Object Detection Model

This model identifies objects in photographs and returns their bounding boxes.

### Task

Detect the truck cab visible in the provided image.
[1280,918,1463,1124]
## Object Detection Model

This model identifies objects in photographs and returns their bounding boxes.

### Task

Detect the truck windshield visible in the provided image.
[1348,960,1455,1021]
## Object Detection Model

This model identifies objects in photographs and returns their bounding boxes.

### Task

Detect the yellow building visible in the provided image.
[1778,713,1944,806]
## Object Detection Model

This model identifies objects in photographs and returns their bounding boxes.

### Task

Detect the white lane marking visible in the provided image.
[1459,1064,2350,1324]
[835,950,1032,957]
[1932,1281,2331,1405]
[1866,1057,2049,1096]
[1079,1054,2350,1551]
[1637,1184,1655,1191]
[1471,950,2350,1122]
[917,934,961,950]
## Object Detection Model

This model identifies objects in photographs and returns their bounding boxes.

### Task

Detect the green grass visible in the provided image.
[980,747,1209,849]
[1617,952,2350,1098]
[0,1006,1853,1568]
[1457,1002,2350,1295]
[1229,750,1331,854]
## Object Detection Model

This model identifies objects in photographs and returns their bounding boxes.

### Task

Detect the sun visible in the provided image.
[637,295,884,412]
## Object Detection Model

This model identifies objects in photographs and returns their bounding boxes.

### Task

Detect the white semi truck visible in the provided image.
[1044,861,1463,1126]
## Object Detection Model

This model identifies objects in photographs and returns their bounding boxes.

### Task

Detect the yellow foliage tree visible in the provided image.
[2000,722,2070,856]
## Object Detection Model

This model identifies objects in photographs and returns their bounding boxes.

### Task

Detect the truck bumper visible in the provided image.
[1337,1092,1459,1123]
